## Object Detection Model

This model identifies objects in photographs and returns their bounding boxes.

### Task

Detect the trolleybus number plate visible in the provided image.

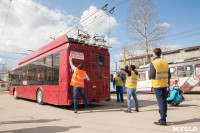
[70,51,84,60]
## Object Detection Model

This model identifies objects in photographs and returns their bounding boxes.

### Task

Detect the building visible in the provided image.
[119,45,200,68]
[0,78,8,91]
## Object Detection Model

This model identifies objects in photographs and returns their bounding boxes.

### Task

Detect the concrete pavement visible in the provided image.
[0,91,199,133]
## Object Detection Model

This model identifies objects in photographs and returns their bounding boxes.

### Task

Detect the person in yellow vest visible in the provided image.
[69,56,90,113]
[149,48,171,126]
[113,72,125,103]
[124,65,139,113]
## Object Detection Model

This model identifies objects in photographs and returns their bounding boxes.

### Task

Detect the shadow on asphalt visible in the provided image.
[12,94,195,114]
[167,118,200,125]
[0,126,81,133]
[0,119,60,125]
[48,98,159,113]
[177,104,198,107]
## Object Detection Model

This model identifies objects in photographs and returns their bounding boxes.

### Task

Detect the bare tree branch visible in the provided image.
[126,0,169,64]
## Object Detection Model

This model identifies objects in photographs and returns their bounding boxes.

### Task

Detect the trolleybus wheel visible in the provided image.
[37,89,44,105]
[13,89,18,99]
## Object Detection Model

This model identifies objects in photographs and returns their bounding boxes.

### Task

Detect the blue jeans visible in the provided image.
[116,86,124,102]
[127,88,139,111]
[73,86,89,111]
[154,87,167,124]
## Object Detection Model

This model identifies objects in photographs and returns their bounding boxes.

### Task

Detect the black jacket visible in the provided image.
[149,57,171,85]
[124,65,138,76]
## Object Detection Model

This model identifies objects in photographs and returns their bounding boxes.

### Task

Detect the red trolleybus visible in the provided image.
[9,34,111,105]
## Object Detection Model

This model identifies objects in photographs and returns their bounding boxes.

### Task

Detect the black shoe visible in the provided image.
[154,122,167,126]
[134,109,139,112]
[116,101,120,103]
[74,110,77,113]
[124,109,131,113]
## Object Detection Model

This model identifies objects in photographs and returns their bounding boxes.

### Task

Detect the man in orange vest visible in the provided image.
[69,55,90,113]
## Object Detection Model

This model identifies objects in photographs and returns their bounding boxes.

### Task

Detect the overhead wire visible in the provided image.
[69,1,124,38]
[1,0,12,44]
[0,55,21,59]
[160,32,200,43]
[165,27,200,39]
[53,0,121,38]
[53,3,111,37]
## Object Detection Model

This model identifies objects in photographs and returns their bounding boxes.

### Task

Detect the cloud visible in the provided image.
[0,58,3,63]
[80,6,119,45]
[107,37,120,45]
[0,0,78,52]
[157,22,170,28]
[0,1,120,68]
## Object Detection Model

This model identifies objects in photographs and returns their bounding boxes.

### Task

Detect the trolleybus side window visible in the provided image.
[177,65,193,77]
[10,53,60,86]
[170,67,176,78]
[195,64,200,76]
[52,53,60,85]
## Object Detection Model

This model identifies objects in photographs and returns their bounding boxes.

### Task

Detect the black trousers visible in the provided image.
[154,87,168,124]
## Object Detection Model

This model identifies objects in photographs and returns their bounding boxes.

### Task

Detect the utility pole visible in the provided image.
[123,47,126,67]
[7,66,9,90]
[115,62,117,72]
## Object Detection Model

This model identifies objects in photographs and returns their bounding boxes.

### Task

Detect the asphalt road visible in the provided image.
[0,91,199,133]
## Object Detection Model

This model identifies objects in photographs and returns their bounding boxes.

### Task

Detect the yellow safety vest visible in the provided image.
[115,76,123,86]
[126,71,138,89]
[151,58,169,88]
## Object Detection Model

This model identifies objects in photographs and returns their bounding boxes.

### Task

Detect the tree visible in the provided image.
[126,0,168,64]
[0,64,8,81]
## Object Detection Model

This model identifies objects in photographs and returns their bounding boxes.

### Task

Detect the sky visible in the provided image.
[0,0,200,71]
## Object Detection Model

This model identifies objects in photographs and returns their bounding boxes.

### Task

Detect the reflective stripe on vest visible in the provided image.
[72,74,85,80]
[151,58,169,88]
[70,68,86,87]
[115,76,123,86]
[126,71,138,89]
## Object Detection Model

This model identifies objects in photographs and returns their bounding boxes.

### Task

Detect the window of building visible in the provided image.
[195,64,200,76]
[138,72,146,80]
[170,67,176,78]
[177,65,193,77]
[1,84,6,87]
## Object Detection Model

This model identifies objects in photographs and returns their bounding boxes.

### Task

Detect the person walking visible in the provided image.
[149,48,171,126]
[124,65,139,113]
[69,55,90,113]
[113,72,125,103]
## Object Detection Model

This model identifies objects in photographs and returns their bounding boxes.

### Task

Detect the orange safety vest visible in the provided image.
[70,68,86,87]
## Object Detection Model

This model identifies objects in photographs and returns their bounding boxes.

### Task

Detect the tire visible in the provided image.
[174,103,180,106]
[37,89,44,105]
[13,89,18,99]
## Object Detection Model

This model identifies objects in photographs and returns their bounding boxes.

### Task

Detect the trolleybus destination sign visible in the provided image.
[70,51,84,60]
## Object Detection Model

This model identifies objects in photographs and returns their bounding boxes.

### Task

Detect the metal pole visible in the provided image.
[115,62,117,72]
[124,47,126,67]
